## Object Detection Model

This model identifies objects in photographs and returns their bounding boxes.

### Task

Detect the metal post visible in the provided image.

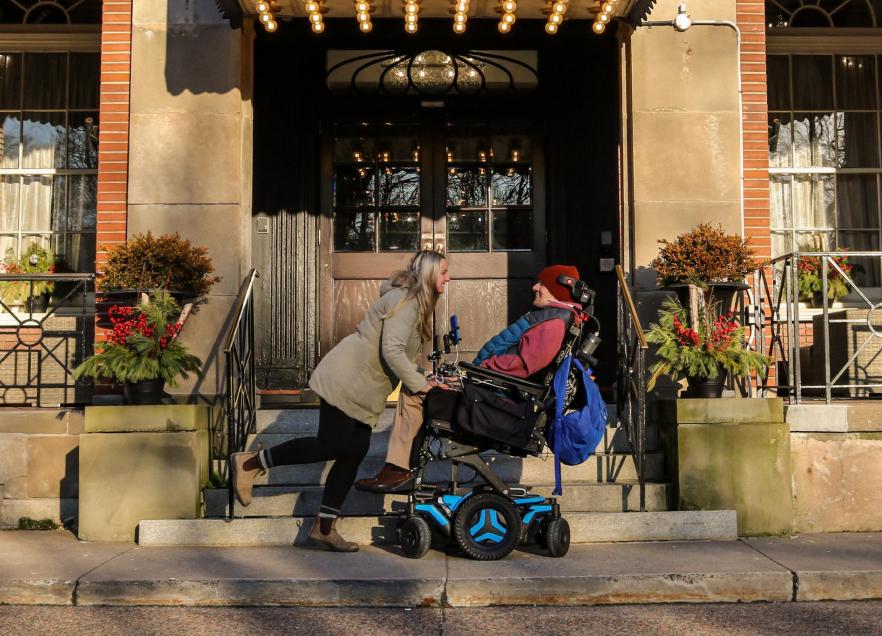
[821,255,831,404]
[789,255,801,403]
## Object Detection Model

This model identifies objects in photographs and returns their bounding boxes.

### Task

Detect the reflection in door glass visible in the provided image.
[446,166,487,208]
[447,211,488,251]
[333,166,375,208]
[334,211,375,251]
[491,166,531,206]
[378,166,420,206]
[492,210,532,250]
[379,212,420,251]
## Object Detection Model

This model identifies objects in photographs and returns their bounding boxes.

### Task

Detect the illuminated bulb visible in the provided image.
[453,21,466,32]
[502,12,515,24]
[549,12,562,24]
[498,20,511,32]
[257,1,271,12]
[602,1,614,13]
[545,21,558,33]
[592,20,605,33]
[598,11,609,22]
[502,0,516,11]
[405,2,419,12]
[454,12,466,22]
[405,13,418,23]
[309,12,322,23]
[312,20,325,32]
[355,0,369,10]
[552,1,566,12]
[359,19,373,31]
[305,1,319,11]
[265,18,278,31]
[260,11,272,23]
[455,1,468,11]
[357,11,370,20]
[405,22,418,32]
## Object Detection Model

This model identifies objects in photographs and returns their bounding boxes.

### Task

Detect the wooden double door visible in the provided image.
[318,107,546,360]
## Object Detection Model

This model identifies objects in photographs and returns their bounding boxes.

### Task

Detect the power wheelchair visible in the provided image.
[397,277,602,561]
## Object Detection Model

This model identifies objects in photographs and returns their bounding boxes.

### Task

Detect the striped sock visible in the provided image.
[318,505,340,534]
[257,448,273,471]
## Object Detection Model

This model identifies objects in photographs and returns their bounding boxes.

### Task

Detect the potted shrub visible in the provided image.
[0,243,59,312]
[73,291,203,404]
[652,223,758,312]
[797,251,854,308]
[646,297,769,398]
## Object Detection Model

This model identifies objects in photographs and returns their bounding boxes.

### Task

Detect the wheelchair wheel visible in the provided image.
[400,516,432,559]
[546,518,570,558]
[453,492,522,561]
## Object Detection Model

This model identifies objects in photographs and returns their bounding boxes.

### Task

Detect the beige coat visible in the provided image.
[308,280,428,427]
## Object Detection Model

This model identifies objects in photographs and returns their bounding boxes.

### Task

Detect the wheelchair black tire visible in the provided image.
[534,517,549,549]
[452,492,522,561]
[546,518,570,558]
[400,516,432,559]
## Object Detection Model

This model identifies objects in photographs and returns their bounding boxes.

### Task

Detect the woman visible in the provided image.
[231,250,450,552]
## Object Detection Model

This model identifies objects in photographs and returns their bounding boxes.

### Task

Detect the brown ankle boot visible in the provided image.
[307,517,359,552]
[355,463,415,493]
[231,451,263,507]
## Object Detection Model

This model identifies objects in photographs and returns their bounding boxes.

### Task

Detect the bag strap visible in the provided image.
[551,355,574,497]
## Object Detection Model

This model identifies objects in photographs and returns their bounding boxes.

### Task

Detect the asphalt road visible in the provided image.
[1,602,881,636]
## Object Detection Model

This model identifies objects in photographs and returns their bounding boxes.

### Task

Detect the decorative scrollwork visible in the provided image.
[766,0,877,29]
[0,0,101,25]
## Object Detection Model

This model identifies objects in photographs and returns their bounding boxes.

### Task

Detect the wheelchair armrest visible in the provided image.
[458,361,547,397]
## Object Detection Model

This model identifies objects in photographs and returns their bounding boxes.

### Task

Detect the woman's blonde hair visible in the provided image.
[385,249,447,343]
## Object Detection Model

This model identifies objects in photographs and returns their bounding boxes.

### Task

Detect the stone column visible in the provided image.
[128,0,253,399]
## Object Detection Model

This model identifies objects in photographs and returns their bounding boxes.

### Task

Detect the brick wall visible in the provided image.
[95,1,132,271]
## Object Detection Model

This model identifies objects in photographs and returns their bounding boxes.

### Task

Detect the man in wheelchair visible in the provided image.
[355,264,586,494]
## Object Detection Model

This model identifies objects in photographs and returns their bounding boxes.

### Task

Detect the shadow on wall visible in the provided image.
[163,0,242,97]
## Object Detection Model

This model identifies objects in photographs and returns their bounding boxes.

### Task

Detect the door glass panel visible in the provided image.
[334,211,375,252]
[68,112,99,169]
[492,210,532,250]
[1,113,20,168]
[378,166,419,206]
[379,212,419,251]
[447,211,488,251]
[447,165,487,208]
[491,165,532,206]
[333,166,375,208]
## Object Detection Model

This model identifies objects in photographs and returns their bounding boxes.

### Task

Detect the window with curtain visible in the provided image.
[768,53,882,286]
[0,51,98,273]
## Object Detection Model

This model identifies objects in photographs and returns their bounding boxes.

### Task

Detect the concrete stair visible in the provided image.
[139,405,740,547]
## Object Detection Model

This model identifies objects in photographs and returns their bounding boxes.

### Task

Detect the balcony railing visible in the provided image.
[751,251,882,403]
[0,273,95,407]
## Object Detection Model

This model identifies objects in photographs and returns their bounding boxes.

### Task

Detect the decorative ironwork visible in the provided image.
[327,49,538,95]
[753,251,882,403]
[765,0,877,28]
[222,269,260,519]
[0,273,94,407]
[0,0,102,24]
[615,265,648,511]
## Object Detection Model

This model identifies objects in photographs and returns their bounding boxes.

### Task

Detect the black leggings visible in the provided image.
[266,400,372,514]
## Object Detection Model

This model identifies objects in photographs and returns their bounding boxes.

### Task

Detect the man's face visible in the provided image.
[531,281,557,308]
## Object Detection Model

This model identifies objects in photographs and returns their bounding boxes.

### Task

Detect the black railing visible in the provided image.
[0,273,95,407]
[223,269,260,519]
[615,265,649,512]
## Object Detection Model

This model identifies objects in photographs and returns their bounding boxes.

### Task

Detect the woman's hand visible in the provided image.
[419,377,450,393]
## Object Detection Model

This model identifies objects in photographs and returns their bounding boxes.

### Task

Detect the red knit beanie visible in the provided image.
[538,265,581,303]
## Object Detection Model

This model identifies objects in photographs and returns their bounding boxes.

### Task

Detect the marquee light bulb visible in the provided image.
[545,21,558,33]
[602,1,614,13]
[502,0,516,12]
[454,12,466,22]
[502,12,515,24]
[455,1,469,11]
[405,22,418,32]
[309,12,322,22]
[306,1,319,12]
[598,11,610,22]
[453,21,466,32]
[260,11,272,23]
[405,13,418,23]
[552,1,567,13]
[312,20,325,32]
[549,12,562,24]
[359,19,373,31]
[257,1,271,12]
[592,20,605,33]
[498,20,511,32]
[357,11,370,20]
[355,0,369,10]
[265,19,278,31]
[406,3,419,13]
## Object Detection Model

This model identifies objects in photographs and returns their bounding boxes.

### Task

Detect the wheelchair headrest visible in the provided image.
[557,274,596,307]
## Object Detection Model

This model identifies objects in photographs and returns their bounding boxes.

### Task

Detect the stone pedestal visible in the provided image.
[658,398,792,537]
[78,405,210,542]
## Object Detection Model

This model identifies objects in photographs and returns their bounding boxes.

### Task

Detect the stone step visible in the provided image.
[244,425,658,458]
[248,451,665,486]
[204,482,672,517]
[138,510,738,547]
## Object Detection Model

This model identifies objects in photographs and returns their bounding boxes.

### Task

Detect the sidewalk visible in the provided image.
[1,531,881,607]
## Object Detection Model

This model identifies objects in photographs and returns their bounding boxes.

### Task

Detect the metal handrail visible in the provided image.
[223,268,260,519]
[615,265,648,512]
[752,251,882,403]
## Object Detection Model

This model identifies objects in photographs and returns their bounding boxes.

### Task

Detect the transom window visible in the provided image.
[0,0,102,24]
[0,52,99,273]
